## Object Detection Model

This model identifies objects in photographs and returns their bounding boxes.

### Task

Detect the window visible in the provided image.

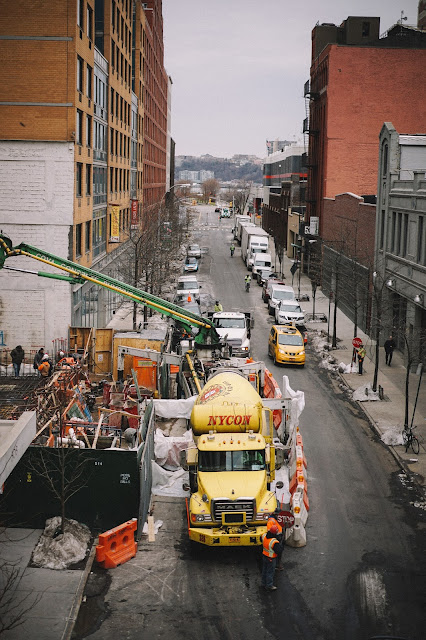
[76,110,83,144]
[77,56,83,92]
[87,4,93,40]
[402,214,408,258]
[391,211,396,253]
[77,0,84,28]
[86,164,91,195]
[86,65,92,98]
[396,212,402,255]
[382,143,388,175]
[380,209,385,250]
[93,166,107,204]
[76,163,83,197]
[85,220,91,252]
[75,223,82,257]
[418,217,424,263]
[86,114,92,146]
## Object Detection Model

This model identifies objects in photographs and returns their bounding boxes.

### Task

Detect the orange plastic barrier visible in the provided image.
[263,367,282,429]
[96,519,137,569]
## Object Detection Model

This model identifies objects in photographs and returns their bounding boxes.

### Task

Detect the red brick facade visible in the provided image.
[322,193,376,268]
[307,40,426,237]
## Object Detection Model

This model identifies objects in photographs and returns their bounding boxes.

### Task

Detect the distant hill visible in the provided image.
[176,155,263,183]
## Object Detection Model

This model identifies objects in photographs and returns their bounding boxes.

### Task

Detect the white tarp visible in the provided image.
[281,375,305,438]
[154,428,194,470]
[152,396,197,419]
[151,460,189,497]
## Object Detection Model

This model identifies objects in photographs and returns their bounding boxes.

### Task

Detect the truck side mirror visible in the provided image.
[250,317,255,328]
[182,483,190,491]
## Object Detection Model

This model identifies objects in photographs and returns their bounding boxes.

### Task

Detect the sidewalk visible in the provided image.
[284,257,426,490]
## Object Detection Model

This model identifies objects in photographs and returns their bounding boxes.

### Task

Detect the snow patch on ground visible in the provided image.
[381,426,404,446]
[352,383,380,402]
[31,517,91,570]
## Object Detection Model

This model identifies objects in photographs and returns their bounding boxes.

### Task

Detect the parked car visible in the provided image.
[176,298,202,316]
[267,284,296,316]
[275,300,305,325]
[184,256,199,272]
[187,244,201,259]
[262,278,286,303]
[176,275,200,300]
[268,324,305,367]
[256,268,278,287]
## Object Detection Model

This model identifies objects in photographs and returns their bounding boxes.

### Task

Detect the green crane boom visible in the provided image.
[0,234,220,345]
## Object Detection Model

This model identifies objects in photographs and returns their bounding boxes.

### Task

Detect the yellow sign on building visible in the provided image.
[110,205,120,242]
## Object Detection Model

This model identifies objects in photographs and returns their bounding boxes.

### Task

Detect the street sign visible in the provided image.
[352,337,362,349]
[276,511,295,529]
[290,263,298,275]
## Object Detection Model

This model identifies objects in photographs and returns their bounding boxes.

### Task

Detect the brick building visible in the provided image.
[305,16,426,239]
[0,0,168,348]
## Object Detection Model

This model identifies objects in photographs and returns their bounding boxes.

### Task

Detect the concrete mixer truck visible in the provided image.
[184,369,282,547]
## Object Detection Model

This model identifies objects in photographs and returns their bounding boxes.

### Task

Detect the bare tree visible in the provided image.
[0,557,41,636]
[25,431,96,535]
[201,179,220,203]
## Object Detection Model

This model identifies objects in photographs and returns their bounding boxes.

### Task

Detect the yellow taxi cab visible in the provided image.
[268,324,305,366]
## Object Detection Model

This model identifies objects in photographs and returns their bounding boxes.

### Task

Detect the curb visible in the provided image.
[336,370,425,492]
[61,537,98,640]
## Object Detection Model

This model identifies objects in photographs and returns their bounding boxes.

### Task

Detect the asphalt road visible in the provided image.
[74,205,425,640]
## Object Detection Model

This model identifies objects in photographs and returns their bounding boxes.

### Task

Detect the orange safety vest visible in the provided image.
[267,517,283,535]
[262,535,279,558]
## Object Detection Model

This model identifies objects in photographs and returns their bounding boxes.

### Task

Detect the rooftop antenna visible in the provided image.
[398,10,407,24]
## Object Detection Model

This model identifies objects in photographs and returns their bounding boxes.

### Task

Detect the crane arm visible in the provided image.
[0,234,220,345]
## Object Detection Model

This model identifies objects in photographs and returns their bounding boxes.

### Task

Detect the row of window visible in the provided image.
[77,163,134,198]
[111,39,132,86]
[112,0,132,47]
[74,205,131,260]
[110,87,131,126]
[77,57,92,99]
[380,209,426,266]
[77,0,93,41]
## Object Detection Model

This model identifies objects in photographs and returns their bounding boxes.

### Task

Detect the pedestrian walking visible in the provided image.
[384,335,396,366]
[357,344,366,375]
[38,353,52,377]
[10,345,25,377]
[33,347,44,374]
[214,300,223,312]
[261,524,282,591]
[230,243,235,257]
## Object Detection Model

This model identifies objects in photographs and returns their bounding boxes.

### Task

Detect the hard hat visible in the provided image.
[42,354,49,360]
[269,524,279,535]
[59,351,65,357]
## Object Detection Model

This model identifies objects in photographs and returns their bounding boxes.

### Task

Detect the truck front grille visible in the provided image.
[212,498,256,522]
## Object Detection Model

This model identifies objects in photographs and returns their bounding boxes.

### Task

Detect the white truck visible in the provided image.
[244,232,269,268]
[252,252,272,277]
[241,226,269,267]
[235,218,255,244]
[208,311,253,357]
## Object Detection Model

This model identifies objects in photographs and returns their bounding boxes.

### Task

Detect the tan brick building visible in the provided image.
[0,0,168,345]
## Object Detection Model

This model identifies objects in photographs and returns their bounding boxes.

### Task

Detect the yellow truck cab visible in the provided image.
[185,370,278,546]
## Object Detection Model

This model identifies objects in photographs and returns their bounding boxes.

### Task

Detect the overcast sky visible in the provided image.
[162,0,420,158]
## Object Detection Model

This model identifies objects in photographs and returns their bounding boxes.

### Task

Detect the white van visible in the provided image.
[251,253,272,276]
[176,275,200,300]
[267,284,295,316]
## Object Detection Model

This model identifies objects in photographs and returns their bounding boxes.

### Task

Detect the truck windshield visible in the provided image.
[199,450,265,472]
[255,259,271,267]
[214,318,246,328]
[273,290,294,300]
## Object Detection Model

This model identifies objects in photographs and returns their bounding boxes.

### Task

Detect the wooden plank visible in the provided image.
[147,515,155,542]
[92,412,104,449]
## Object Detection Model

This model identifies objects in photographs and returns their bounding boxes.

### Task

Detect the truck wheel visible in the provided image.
[268,305,273,316]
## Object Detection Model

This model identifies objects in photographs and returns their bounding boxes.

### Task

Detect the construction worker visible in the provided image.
[38,353,52,377]
[230,243,235,257]
[245,274,251,292]
[261,524,282,591]
[214,300,223,312]
[267,514,284,571]
[357,343,366,375]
